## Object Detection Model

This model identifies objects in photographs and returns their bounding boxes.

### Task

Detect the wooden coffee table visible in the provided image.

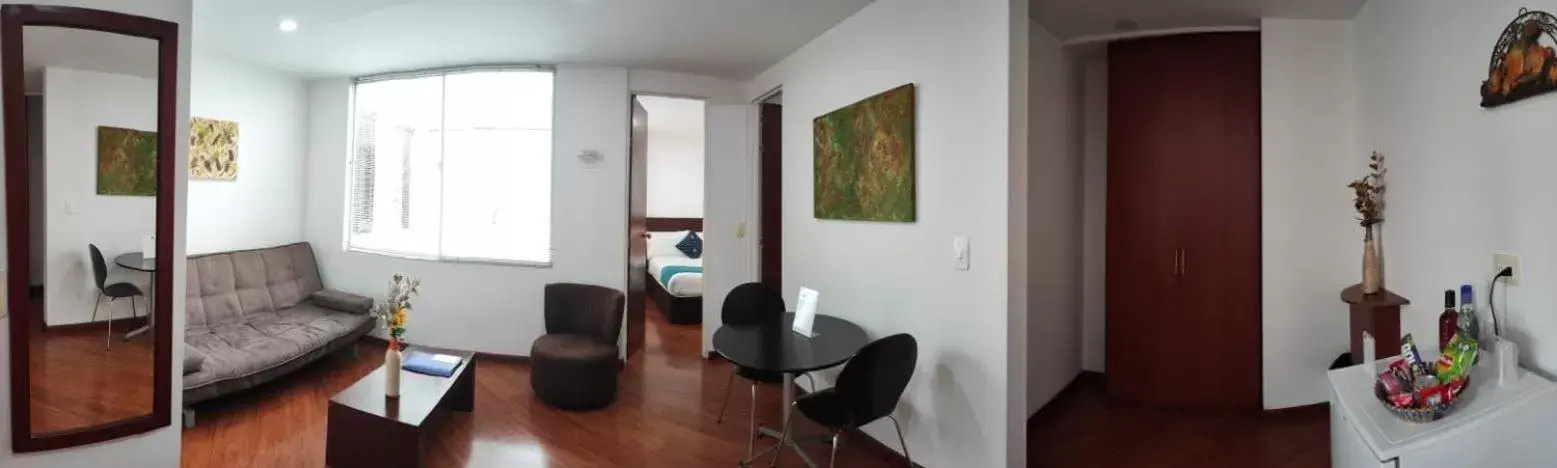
[325,347,475,468]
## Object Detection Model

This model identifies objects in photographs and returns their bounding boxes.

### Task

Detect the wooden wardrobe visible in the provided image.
[1105,32,1262,410]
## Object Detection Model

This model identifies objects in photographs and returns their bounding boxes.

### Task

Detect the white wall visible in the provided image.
[744,0,1023,464]
[1026,21,1082,415]
[700,104,757,354]
[0,0,192,464]
[629,68,746,105]
[1260,18,1360,409]
[637,95,705,218]
[42,66,156,327]
[1353,0,1557,384]
[304,66,629,357]
[188,54,307,254]
[1078,52,1108,373]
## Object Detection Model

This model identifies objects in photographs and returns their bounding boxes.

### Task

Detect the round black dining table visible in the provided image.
[713,313,868,467]
[114,252,156,341]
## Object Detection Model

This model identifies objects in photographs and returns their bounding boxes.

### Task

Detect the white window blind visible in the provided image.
[347,69,553,265]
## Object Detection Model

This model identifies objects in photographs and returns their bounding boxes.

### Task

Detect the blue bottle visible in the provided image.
[1457,284,1479,345]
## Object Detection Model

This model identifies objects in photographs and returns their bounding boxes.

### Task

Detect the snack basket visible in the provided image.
[1373,376,1470,423]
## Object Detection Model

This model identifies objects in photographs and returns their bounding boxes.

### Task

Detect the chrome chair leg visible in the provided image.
[828,431,841,468]
[889,414,912,466]
[769,402,798,467]
[103,297,115,350]
[747,381,759,460]
[716,368,737,423]
[91,291,102,322]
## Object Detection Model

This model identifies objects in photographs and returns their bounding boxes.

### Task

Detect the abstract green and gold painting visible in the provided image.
[97,126,157,196]
[190,117,238,180]
[813,83,915,222]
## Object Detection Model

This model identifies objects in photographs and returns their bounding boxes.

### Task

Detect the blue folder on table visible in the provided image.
[402,350,462,377]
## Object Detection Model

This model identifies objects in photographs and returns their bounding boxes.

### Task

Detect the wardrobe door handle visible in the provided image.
[1173,249,1181,276]
[1180,248,1186,277]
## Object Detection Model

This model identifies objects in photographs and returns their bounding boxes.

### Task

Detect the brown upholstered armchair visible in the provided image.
[529,283,626,410]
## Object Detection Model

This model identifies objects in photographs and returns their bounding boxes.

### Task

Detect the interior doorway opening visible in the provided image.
[627,94,708,362]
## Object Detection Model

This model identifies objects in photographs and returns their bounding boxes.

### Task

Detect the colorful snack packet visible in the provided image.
[1389,390,1415,408]
[1401,334,1428,378]
[1388,359,1414,384]
[1379,369,1409,395]
[1436,334,1479,382]
[1420,384,1449,407]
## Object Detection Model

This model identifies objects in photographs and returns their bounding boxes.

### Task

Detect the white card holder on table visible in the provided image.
[142,235,156,260]
[793,287,819,338]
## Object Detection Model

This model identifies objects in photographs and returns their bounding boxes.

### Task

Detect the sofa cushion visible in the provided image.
[184,346,205,375]
[187,243,325,330]
[183,307,369,390]
[310,289,373,314]
[232,251,277,316]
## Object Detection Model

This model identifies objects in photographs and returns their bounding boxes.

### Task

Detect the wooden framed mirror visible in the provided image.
[2,4,177,452]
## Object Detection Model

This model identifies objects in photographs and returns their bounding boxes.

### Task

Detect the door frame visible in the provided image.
[624,92,712,361]
[755,92,783,292]
[751,86,781,285]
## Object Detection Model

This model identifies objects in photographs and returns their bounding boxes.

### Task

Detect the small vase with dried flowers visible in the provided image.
[1348,152,1387,294]
[371,274,420,398]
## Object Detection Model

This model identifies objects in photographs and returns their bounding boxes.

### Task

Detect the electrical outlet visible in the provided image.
[1495,252,1521,287]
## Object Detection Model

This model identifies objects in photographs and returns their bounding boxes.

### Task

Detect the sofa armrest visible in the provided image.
[310,289,374,314]
[184,346,205,375]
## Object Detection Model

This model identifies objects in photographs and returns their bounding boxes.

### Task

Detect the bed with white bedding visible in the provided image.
[645,230,704,324]
[648,256,704,297]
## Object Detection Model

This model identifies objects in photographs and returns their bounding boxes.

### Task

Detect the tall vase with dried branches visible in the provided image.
[1349,152,1387,294]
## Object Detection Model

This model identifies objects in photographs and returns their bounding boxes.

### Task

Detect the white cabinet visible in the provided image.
[1331,392,1395,468]
[1328,349,1557,468]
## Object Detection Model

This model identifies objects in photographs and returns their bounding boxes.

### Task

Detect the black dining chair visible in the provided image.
[715,282,817,459]
[89,244,145,350]
[772,333,918,468]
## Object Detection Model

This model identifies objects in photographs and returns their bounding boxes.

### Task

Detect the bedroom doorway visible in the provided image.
[627,94,707,362]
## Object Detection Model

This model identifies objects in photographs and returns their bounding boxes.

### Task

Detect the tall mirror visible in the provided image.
[4,5,177,452]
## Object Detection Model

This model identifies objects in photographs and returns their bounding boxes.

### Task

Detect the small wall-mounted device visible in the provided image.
[577,149,603,164]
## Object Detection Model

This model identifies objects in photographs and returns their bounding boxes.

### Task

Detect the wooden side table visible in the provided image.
[1340,285,1410,365]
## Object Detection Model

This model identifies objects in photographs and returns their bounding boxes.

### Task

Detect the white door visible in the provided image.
[701,104,758,355]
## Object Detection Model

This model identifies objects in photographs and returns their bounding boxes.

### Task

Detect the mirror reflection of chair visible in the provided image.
[88,244,144,350]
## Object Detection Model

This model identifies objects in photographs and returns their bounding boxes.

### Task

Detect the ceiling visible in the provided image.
[1031,0,1367,40]
[193,0,874,80]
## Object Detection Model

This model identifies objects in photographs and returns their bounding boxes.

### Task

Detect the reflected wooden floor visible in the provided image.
[30,322,156,434]
[1026,373,1330,468]
[181,299,908,467]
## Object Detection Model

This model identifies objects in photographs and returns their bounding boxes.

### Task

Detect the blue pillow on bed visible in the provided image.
[676,231,703,258]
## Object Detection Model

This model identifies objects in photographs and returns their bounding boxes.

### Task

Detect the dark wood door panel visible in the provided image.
[627,98,648,360]
[1106,32,1262,410]
[759,103,782,290]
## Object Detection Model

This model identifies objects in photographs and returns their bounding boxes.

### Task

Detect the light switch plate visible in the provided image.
[1495,252,1521,287]
[953,237,969,271]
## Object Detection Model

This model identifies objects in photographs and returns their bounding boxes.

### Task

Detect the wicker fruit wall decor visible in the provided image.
[1482,8,1557,108]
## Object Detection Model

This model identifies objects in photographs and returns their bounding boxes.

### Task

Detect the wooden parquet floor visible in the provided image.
[1026,373,1331,468]
[30,322,156,434]
[181,299,911,467]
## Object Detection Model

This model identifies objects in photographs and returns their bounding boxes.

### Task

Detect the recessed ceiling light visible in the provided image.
[278,18,298,33]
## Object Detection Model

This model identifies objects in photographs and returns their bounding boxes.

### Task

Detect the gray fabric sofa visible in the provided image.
[182,242,374,408]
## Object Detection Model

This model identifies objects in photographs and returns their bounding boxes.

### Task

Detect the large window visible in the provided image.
[347,68,553,265]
